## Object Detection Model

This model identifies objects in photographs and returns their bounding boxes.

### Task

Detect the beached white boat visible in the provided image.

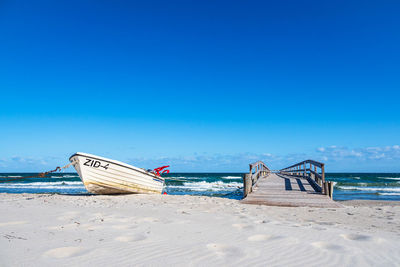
[69,152,167,194]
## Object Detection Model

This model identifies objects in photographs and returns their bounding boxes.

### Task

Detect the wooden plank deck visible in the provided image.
[241,173,343,208]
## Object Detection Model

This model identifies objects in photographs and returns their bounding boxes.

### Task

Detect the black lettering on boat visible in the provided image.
[84,158,106,169]
[93,161,101,168]
[84,158,92,166]
[101,164,109,170]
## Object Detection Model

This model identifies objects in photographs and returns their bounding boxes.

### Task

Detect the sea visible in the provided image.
[0,173,400,201]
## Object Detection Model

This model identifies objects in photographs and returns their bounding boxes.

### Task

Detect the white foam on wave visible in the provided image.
[62,175,78,178]
[166,176,191,181]
[167,181,243,192]
[221,176,242,179]
[0,181,84,188]
[0,185,85,189]
[337,186,400,193]
[50,175,78,178]
[380,177,400,180]
[167,176,204,181]
[378,192,400,196]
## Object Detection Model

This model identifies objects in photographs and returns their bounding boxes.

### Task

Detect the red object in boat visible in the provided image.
[153,165,170,176]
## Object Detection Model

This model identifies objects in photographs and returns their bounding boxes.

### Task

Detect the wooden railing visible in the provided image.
[243,161,271,198]
[280,160,334,198]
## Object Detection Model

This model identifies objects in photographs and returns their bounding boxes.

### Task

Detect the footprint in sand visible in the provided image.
[80,223,104,231]
[316,221,336,226]
[114,233,147,242]
[340,233,371,241]
[111,224,138,230]
[57,211,80,221]
[137,217,158,223]
[232,223,253,230]
[43,247,87,259]
[311,226,327,231]
[0,221,27,227]
[254,220,270,224]
[247,234,279,242]
[311,242,344,251]
[206,243,243,258]
[375,237,387,244]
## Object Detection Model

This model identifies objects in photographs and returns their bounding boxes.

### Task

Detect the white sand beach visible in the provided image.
[0,193,399,266]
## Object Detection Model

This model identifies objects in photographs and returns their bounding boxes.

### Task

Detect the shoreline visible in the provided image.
[3,192,400,204]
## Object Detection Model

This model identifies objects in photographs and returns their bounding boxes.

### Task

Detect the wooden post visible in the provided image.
[313,165,316,184]
[323,182,329,196]
[243,173,252,198]
[303,162,306,178]
[329,181,334,199]
[321,164,326,195]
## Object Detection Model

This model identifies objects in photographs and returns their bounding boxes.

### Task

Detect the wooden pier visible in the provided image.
[241,160,343,208]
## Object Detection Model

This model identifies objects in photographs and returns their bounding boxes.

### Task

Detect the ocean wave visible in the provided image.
[167,176,204,180]
[221,176,242,179]
[166,176,190,181]
[380,177,400,180]
[378,192,400,196]
[167,181,242,192]
[0,185,85,189]
[0,181,83,187]
[336,186,400,193]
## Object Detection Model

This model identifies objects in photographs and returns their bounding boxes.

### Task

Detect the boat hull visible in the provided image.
[69,152,165,195]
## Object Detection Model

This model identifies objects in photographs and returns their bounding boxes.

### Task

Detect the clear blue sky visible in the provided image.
[0,0,399,172]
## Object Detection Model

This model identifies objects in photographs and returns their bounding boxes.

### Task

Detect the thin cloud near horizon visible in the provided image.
[1,145,399,173]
